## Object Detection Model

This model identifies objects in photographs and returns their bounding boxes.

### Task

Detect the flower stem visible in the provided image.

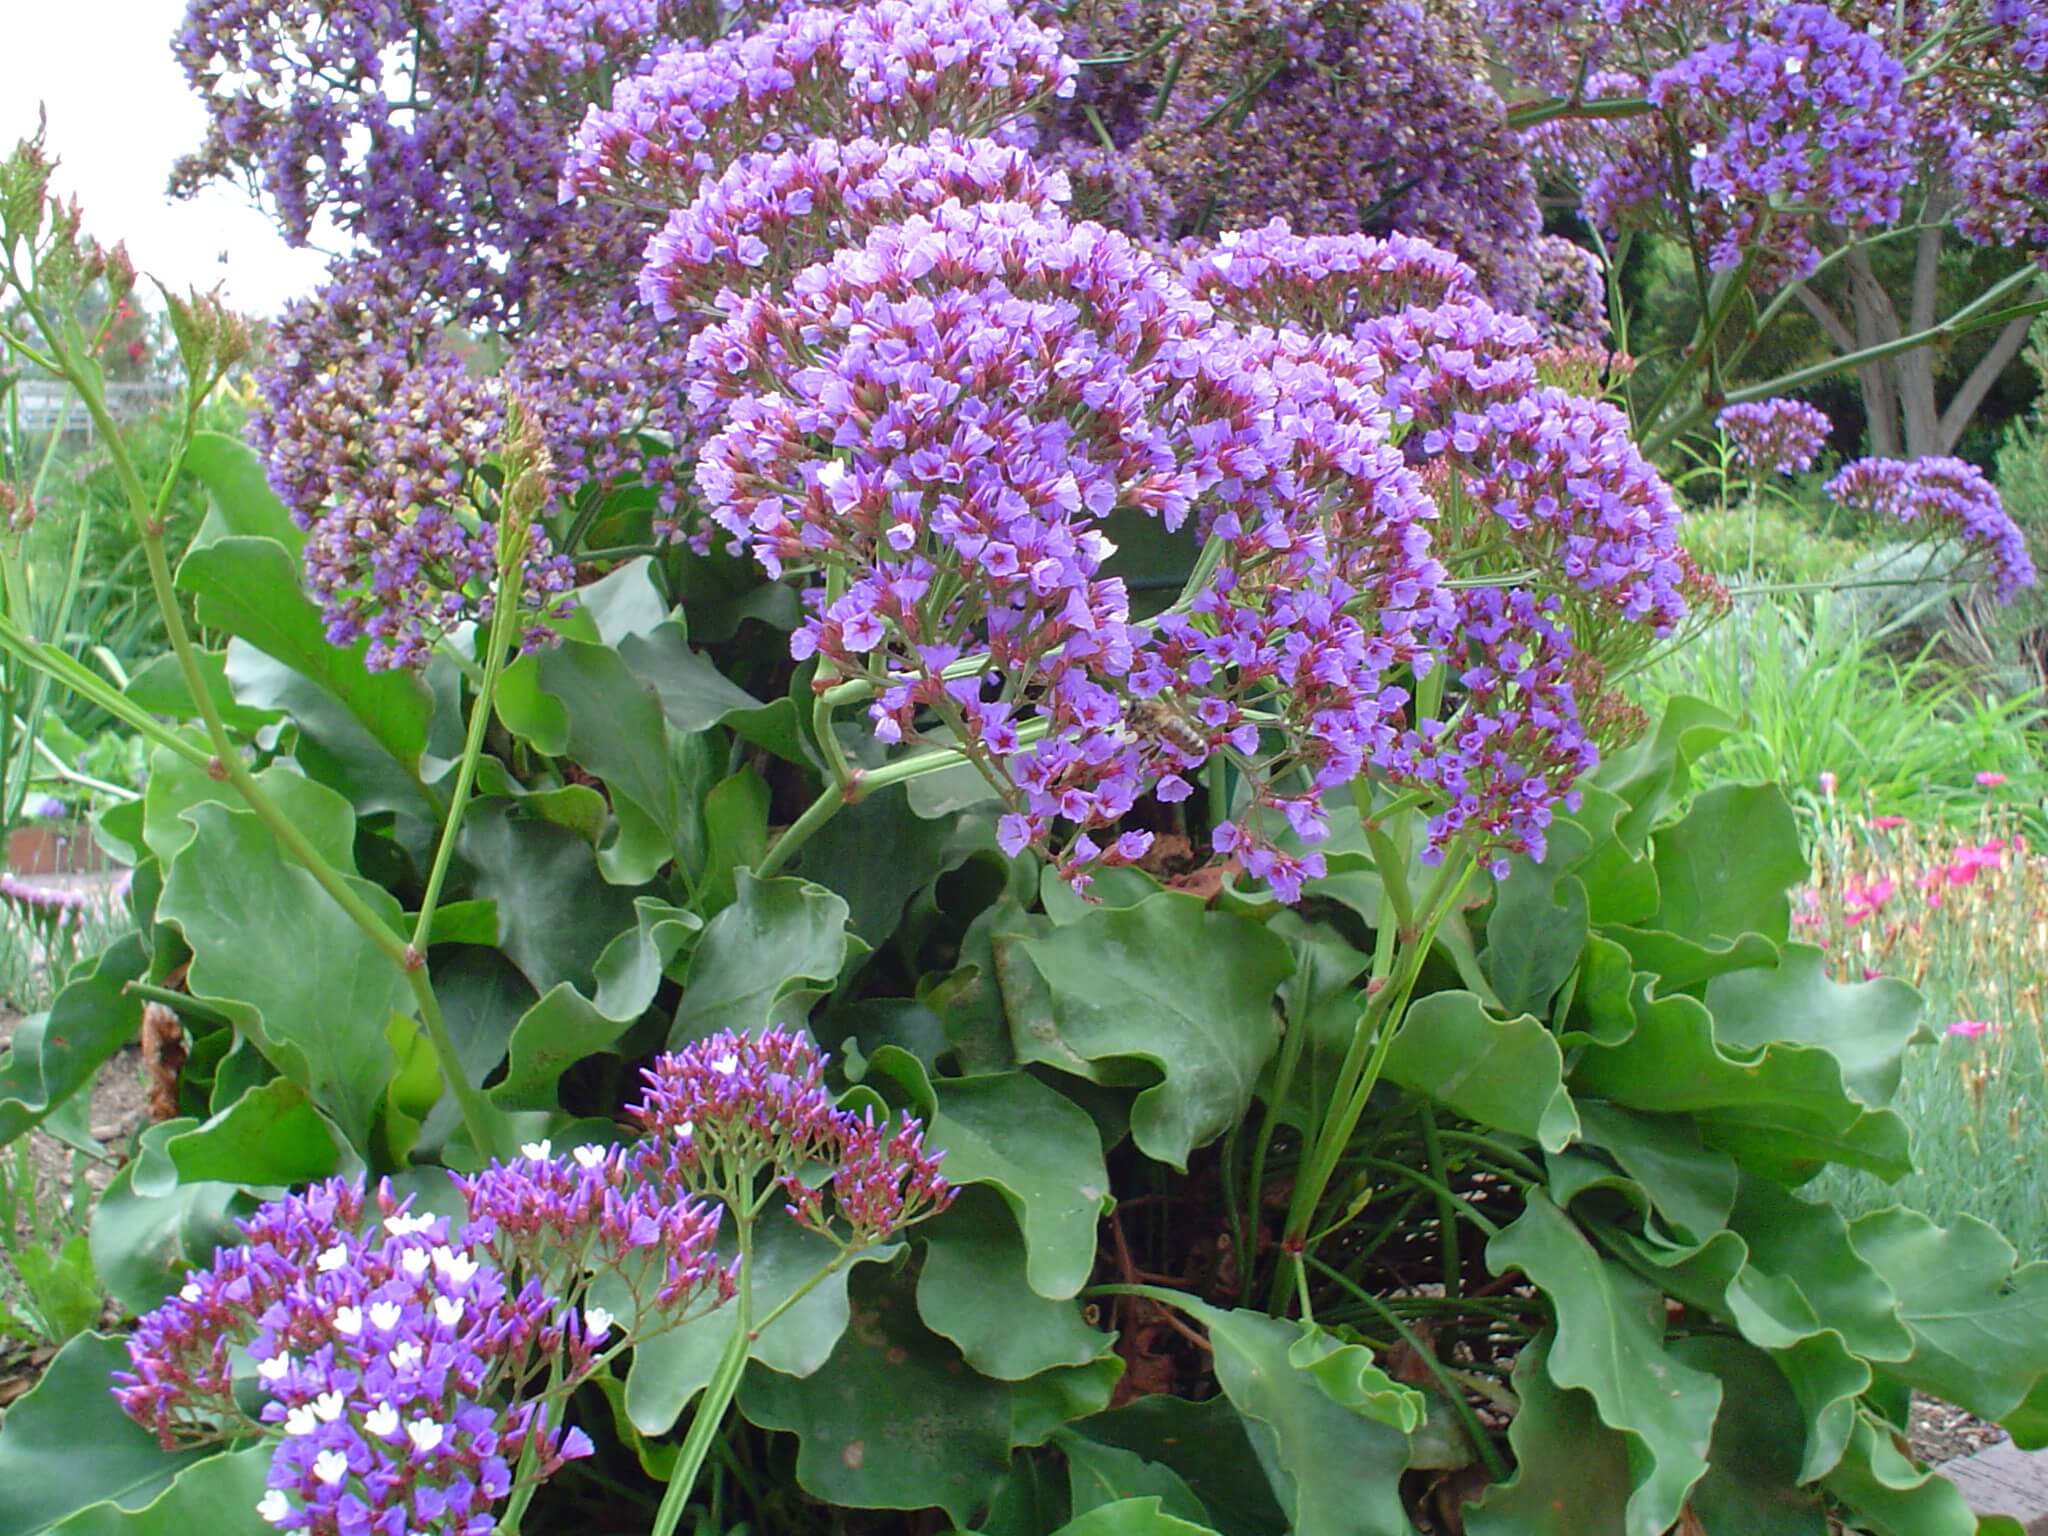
[649,1227,755,1536]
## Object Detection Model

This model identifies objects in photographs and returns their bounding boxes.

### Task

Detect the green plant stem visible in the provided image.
[649,1227,756,1536]
[0,614,208,768]
[1419,1107,1460,1297]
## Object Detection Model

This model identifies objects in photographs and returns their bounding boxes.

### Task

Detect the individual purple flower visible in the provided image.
[1719,398,1832,476]
[561,0,1078,207]
[1825,456,2038,602]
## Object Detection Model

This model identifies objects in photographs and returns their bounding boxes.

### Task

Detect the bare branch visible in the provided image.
[1938,313,2036,453]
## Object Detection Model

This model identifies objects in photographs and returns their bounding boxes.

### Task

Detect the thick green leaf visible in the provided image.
[458,799,640,997]
[1480,828,1591,1017]
[670,872,861,1045]
[493,897,698,1109]
[616,622,807,764]
[620,1214,893,1435]
[0,1334,206,1536]
[141,746,355,868]
[1015,894,1291,1170]
[124,651,279,733]
[1012,1359,1126,1449]
[164,1078,347,1186]
[158,804,409,1153]
[1568,975,1912,1181]
[1487,1192,1720,1536]
[0,933,147,1146]
[1821,1412,1977,1536]
[1849,1208,2048,1424]
[496,635,720,885]
[1161,1295,1411,1536]
[1466,1330,1632,1536]
[1668,1337,1828,1536]
[1650,783,1805,946]
[1565,785,1660,928]
[1382,991,1579,1152]
[1049,1499,1222,1536]
[181,430,303,552]
[739,1263,1012,1525]
[927,1071,1110,1300]
[1592,695,1737,853]
[699,768,770,917]
[1076,1396,1285,1536]
[88,1143,243,1315]
[1285,1323,1423,1434]
[1704,946,1920,1108]
[1565,1102,1737,1243]
[49,1449,271,1536]
[1058,1435,1211,1526]
[919,1189,1112,1377]
[792,786,973,945]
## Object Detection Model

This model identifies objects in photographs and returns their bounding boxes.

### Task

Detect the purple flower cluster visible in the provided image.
[1179,222,1479,334]
[1719,397,1832,476]
[1825,456,2039,602]
[114,1179,609,1536]
[632,1029,954,1246]
[637,131,1068,319]
[1587,4,1913,278]
[561,0,1077,207]
[1947,0,2048,263]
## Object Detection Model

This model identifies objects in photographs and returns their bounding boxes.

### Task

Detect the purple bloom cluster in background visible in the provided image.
[1825,455,2040,601]
[1719,398,1833,476]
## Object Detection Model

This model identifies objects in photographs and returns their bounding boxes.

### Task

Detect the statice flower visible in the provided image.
[1940,0,2048,263]
[1528,234,1608,349]
[1719,397,1832,476]
[113,1178,628,1536]
[632,1029,954,1246]
[1179,221,1478,333]
[1824,456,2038,602]
[1589,4,1914,278]
[561,0,1079,207]
[1353,296,1544,443]
[636,132,1068,319]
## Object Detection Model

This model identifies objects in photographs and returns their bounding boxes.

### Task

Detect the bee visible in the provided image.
[1129,695,1210,760]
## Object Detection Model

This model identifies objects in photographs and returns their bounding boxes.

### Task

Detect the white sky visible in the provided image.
[1,0,329,316]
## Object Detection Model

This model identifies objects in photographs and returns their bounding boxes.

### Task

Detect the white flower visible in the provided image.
[257,1490,292,1525]
[677,1118,694,1140]
[178,1283,201,1303]
[583,1306,615,1340]
[433,1295,465,1327]
[1784,54,1804,74]
[283,1404,318,1437]
[431,1246,478,1285]
[368,1301,403,1332]
[572,1143,607,1169]
[405,1418,445,1455]
[364,1402,399,1438]
[258,1354,291,1383]
[312,1450,348,1486]
[400,1248,431,1278]
[313,1390,345,1423]
[316,1244,350,1272]
[333,1306,364,1337]
[389,1341,423,1370]
[520,1139,552,1161]
[383,1212,434,1237]
[710,1053,739,1075]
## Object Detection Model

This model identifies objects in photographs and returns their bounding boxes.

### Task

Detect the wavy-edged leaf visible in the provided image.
[1048,1497,1222,1536]
[1668,1336,1828,1536]
[1076,1396,1284,1536]
[163,1077,347,1186]
[1650,783,1806,946]
[0,933,146,1147]
[181,429,302,552]
[671,872,862,1045]
[918,1189,1112,1378]
[1015,894,1291,1170]
[1382,990,1578,1152]
[48,1448,272,1536]
[1486,1192,1719,1536]
[1704,945,1921,1108]
[1057,1434,1211,1526]
[1466,1330,1631,1536]
[1821,1411,1978,1536]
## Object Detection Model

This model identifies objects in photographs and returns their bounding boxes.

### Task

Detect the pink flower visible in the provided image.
[1861,967,1883,981]
[1818,771,1837,798]
[1977,771,2008,787]
[1870,815,1910,830]
[1947,1019,1995,1039]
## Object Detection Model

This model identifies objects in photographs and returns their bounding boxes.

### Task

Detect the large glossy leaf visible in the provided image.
[89,1144,243,1315]
[1668,1337,1828,1536]
[458,799,641,997]
[181,429,303,552]
[1849,1208,2048,1424]
[1567,975,1912,1181]
[918,1189,1112,1377]
[1160,1296,1412,1536]
[1480,828,1590,1017]
[1564,1101,1737,1243]
[1011,1360,1126,1449]
[616,621,807,764]
[163,1077,348,1186]
[178,537,434,802]
[670,872,861,1045]
[1649,783,1806,946]
[739,1263,1013,1525]
[620,1214,893,1435]
[49,1450,272,1536]
[0,933,147,1147]
[1382,990,1579,1152]
[1014,894,1291,1170]
[1057,1435,1211,1526]
[1466,1330,1632,1536]
[789,786,976,945]
[140,747,355,869]
[1487,1192,1720,1536]
[0,1334,207,1536]
[124,650,279,733]
[1048,1498,1222,1536]
[496,634,720,885]
[1703,946,1921,1108]
[158,804,410,1153]
[492,897,698,1109]
[927,1071,1110,1300]
[1591,695,1737,853]
[1076,1396,1285,1536]
[1821,1412,1978,1536]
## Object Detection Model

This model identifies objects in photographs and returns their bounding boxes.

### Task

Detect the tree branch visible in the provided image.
[1938,312,2036,453]
[1793,283,1858,352]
